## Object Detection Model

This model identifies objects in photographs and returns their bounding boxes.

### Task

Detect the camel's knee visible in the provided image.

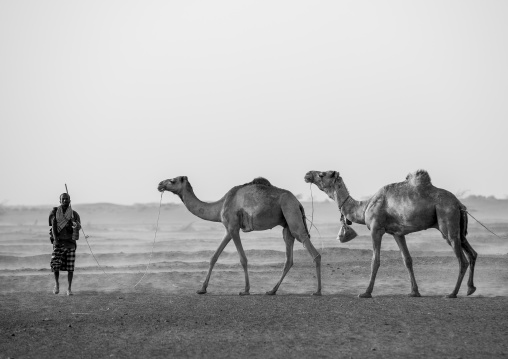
[240,257,248,268]
[313,253,321,264]
[461,263,469,275]
[301,237,320,259]
[209,254,219,266]
[300,235,310,247]
[469,248,478,261]
[459,259,469,274]
[403,256,413,268]
[465,251,477,264]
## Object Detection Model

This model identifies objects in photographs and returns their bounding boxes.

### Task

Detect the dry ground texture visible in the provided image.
[1,291,508,359]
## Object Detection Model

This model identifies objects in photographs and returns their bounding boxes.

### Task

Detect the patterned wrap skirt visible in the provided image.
[50,245,76,272]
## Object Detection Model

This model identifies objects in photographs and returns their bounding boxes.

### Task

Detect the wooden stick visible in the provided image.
[65,184,74,220]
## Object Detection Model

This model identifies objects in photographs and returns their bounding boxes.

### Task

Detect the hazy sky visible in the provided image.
[1,1,507,205]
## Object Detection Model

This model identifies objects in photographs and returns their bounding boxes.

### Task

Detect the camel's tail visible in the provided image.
[460,206,468,242]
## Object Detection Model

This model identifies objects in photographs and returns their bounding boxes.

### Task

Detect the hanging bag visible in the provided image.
[337,214,357,243]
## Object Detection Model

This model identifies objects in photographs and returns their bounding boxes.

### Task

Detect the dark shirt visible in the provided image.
[49,207,81,250]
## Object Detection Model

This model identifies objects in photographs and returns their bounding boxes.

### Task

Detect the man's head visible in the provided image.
[60,193,71,207]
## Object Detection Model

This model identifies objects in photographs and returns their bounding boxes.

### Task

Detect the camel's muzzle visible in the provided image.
[304,172,316,184]
[157,181,165,192]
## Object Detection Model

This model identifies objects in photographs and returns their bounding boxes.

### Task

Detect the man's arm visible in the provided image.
[52,217,59,242]
[73,212,81,231]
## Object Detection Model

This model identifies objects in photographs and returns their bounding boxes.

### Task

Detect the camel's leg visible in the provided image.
[266,227,295,295]
[197,232,232,294]
[446,236,469,298]
[439,214,469,298]
[393,234,421,297]
[300,234,322,296]
[230,230,250,296]
[282,202,321,296]
[461,238,477,296]
[359,228,384,298]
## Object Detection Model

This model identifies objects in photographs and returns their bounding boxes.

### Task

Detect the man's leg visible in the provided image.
[51,245,64,294]
[66,248,76,296]
[53,271,60,294]
[67,272,73,295]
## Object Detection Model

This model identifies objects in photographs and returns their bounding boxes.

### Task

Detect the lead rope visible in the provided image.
[307,184,323,253]
[67,216,105,274]
[65,186,165,288]
[462,209,508,239]
[80,221,107,275]
[65,184,107,275]
[133,191,164,288]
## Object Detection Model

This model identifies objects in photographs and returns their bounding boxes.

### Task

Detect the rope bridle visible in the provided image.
[334,178,351,215]
[338,194,351,211]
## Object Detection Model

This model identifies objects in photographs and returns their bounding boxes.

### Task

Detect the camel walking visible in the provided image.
[157,176,322,296]
[304,170,477,298]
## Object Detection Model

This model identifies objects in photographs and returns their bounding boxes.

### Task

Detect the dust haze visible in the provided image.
[1,196,507,296]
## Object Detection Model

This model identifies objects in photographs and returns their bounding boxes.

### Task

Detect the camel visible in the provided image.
[157,176,322,296]
[304,169,477,298]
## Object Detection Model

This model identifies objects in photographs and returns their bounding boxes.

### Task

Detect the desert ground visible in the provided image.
[1,197,507,358]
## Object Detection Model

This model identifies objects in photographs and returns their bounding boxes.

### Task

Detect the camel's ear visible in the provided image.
[182,176,188,182]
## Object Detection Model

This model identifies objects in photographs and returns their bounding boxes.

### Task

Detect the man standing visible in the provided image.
[49,193,81,296]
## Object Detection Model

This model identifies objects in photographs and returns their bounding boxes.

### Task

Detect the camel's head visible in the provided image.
[304,170,345,200]
[158,176,189,196]
[305,170,357,242]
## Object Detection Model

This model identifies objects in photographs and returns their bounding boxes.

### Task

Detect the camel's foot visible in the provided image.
[265,290,277,296]
[408,291,421,298]
[312,291,322,296]
[239,291,250,296]
[445,293,457,299]
[196,289,207,295]
[467,286,477,296]
[358,292,372,298]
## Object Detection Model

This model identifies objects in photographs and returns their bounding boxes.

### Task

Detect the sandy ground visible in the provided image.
[1,291,508,358]
[1,249,508,359]
[0,292,508,358]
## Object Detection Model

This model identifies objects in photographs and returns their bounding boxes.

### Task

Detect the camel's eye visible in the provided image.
[319,172,325,178]
[169,179,175,184]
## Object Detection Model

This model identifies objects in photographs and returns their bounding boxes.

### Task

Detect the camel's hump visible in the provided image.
[405,169,432,186]
[249,177,272,186]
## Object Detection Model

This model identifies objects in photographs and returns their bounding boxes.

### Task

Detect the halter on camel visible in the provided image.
[331,176,357,243]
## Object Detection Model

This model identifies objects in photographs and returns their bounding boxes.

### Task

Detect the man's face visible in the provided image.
[60,194,71,207]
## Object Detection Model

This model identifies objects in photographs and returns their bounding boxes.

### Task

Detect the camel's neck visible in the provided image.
[179,185,223,223]
[334,184,367,225]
